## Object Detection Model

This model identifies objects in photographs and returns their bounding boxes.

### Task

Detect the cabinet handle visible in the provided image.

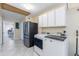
[50,40,52,42]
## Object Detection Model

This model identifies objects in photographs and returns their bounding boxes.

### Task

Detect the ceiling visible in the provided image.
[1,3,65,21]
[7,3,64,17]
[2,3,79,22]
[1,9,26,22]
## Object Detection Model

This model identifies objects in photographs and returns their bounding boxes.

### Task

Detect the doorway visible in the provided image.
[3,21,15,44]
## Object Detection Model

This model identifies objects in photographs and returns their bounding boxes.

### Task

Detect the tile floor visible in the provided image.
[0,38,33,56]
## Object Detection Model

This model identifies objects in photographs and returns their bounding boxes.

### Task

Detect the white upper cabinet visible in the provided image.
[38,15,43,27]
[47,10,55,27]
[38,5,66,27]
[55,6,66,26]
[42,13,48,27]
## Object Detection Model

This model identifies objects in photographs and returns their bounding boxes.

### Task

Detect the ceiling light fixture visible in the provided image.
[23,4,34,10]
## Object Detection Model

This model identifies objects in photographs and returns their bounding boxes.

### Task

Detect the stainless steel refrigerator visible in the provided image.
[23,21,38,47]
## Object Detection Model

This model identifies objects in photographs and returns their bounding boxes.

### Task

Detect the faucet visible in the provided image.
[57,31,66,37]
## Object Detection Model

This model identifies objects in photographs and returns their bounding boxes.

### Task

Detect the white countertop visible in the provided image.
[34,33,67,41]
[34,34,48,40]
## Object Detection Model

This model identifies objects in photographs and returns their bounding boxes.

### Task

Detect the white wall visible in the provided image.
[1,9,26,40]
[3,20,24,41]
[66,9,79,56]
[0,15,2,45]
[2,11,26,40]
[20,22,24,40]
[14,22,21,40]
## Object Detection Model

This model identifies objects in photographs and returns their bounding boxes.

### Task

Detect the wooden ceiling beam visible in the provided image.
[0,3,30,16]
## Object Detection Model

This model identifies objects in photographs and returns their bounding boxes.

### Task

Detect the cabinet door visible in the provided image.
[38,16,43,27]
[43,38,55,56]
[43,38,67,56]
[55,6,66,26]
[42,13,48,27]
[48,10,55,27]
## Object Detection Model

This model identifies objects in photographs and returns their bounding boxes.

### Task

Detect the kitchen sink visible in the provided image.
[45,35,66,41]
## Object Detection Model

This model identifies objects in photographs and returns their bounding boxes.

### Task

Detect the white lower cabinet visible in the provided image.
[43,38,68,56]
[43,38,55,56]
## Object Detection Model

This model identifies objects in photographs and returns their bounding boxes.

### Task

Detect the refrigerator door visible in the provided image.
[23,22,29,47]
[23,22,38,47]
